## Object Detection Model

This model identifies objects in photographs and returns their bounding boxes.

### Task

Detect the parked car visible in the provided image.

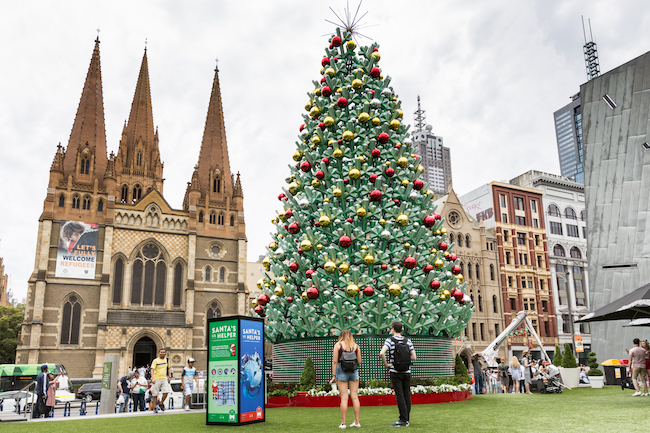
[0,390,36,413]
[76,383,102,402]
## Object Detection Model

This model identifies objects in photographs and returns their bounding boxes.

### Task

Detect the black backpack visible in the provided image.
[340,347,359,372]
[391,337,412,372]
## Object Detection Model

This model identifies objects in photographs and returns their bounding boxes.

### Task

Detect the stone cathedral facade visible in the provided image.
[16,38,248,378]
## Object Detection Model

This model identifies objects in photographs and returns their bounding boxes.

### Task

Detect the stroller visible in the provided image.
[538,365,563,394]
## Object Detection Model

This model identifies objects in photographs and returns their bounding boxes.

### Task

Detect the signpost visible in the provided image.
[207,316,265,426]
[99,355,119,414]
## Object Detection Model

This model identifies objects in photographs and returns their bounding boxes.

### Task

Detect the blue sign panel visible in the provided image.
[239,318,265,423]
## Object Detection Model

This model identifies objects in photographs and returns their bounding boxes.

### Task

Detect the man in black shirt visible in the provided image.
[472,354,485,394]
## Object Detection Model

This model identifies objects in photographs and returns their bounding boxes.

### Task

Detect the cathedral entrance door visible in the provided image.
[133,336,157,369]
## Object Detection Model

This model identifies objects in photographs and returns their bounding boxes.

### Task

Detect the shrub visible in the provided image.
[552,344,563,366]
[561,343,578,368]
[300,357,316,390]
[454,354,470,384]
[410,378,434,386]
[365,378,390,388]
[431,376,462,386]
[587,351,603,376]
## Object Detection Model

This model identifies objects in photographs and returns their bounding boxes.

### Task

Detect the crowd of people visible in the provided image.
[472,350,556,394]
[33,364,62,418]
[628,338,650,396]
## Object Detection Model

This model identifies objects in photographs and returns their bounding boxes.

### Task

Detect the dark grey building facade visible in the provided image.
[553,94,584,184]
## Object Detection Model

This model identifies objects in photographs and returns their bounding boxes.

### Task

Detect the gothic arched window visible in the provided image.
[132,185,142,204]
[136,151,142,166]
[209,212,216,224]
[60,294,81,345]
[198,211,204,223]
[476,264,480,280]
[58,194,65,208]
[97,199,104,212]
[219,267,225,283]
[465,235,471,248]
[173,263,183,307]
[71,195,80,209]
[80,157,90,175]
[82,195,91,210]
[121,185,128,203]
[564,207,577,219]
[130,243,166,307]
[230,215,235,226]
[490,264,495,280]
[457,234,464,248]
[213,178,221,193]
[218,213,224,225]
[205,301,222,346]
[205,266,211,282]
[112,258,124,305]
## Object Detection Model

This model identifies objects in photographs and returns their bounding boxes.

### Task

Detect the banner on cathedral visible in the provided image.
[55,220,99,279]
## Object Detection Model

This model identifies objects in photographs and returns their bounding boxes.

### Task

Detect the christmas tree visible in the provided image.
[254,27,473,343]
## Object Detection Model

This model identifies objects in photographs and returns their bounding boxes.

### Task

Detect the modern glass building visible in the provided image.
[553,94,584,184]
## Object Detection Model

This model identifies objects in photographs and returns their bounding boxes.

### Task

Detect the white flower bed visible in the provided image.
[307,383,470,397]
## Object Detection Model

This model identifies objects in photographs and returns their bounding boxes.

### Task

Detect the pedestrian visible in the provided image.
[182,358,199,411]
[129,370,148,411]
[380,321,417,428]
[521,350,533,394]
[509,356,522,393]
[118,372,133,412]
[471,354,485,394]
[497,357,509,393]
[629,338,648,396]
[34,364,48,418]
[138,365,146,379]
[328,329,362,429]
[150,348,172,412]
[641,340,650,390]
[489,369,498,393]
[46,372,61,417]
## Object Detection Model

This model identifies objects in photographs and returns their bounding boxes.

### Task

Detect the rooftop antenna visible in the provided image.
[582,16,600,81]
[414,96,426,132]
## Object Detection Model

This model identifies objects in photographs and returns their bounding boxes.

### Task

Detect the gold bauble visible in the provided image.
[430,248,437,254]
[292,151,303,161]
[324,261,337,272]
[333,149,343,158]
[397,157,408,167]
[358,112,370,122]
[309,144,316,150]
[312,135,321,145]
[443,251,449,257]
[349,168,361,179]
[388,284,402,296]
[371,51,381,61]
[269,241,279,251]
[271,218,277,224]
[328,139,335,147]
[274,287,284,296]
[325,67,336,76]
[351,78,363,89]
[300,239,313,251]
[342,131,354,141]
[359,155,366,163]
[302,291,308,301]
[435,229,441,235]
[400,179,409,187]
[392,265,399,271]
[304,101,312,111]
[371,117,381,126]
[311,179,321,187]
[314,88,321,96]
[346,284,360,297]
[278,234,284,239]
[252,299,258,308]
[364,254,375,265]
[417,165,425,171]
[347,40,356,50]
[356,207,367,217]
[403,242,411,249]
[316,244,324,250]
[309,106,321,118]
[339,263,350,273]
[384,161,391,166]
[319,215,331,227]
[378,218,386,225]
[389,119,401,130]
[396,108,403,118]
[434,259,444,268]
[440,228,447,234]
[262,257,270,270]
[281,276,289,283]
[256,279,264,289]
[269,279,276,286]
[443,289,451,297]
[288,182,300,194]
[336,87,343,94]
[457,274,464,283]
[324,116,335,127]
[332,188,343,197]
[396,214,409,226]
[323,198,330,203]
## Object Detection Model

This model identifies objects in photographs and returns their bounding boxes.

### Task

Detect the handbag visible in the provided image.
[139,387,146,394]
[116,394,125,405]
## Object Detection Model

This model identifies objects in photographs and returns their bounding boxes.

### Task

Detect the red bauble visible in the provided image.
[343,178,349,184]
[286,296,294,303]
[434,213,442,220]
[318,122,326,130]
[288,222,300,234]
[300,161,311,172]
[413,179,424,190]
[314,221,320,227]
[320,77,326,84]
[430,279,441,290]
[448,253,457,261]
[331,36,342,47]
[278,193,286,201]
[370,67,381,78]
[385,167,395,177]
[381,264,388,271]
[284,209,293,218]
[423,264,434,274]
[337,97,348,108]
[370,189,382,202]
[306,286,320,300]
[438,242,448,251]
[369,174,378,183]
[321,57,330,67]
[258,294,270,306]
[378,132,390,144]
[321,86,332,97]
[394,143,401,149]
[373,47,378,52]
[404,256,417,269]
[322,157,330,165]
[371,148,381,158]
[393,198,400,205]
[346,217,353,223]
[297,248,304,254]
[452,265,462,275]
[288,262,298,272]
[453,289,464,302]
[283,224,288,230]
[363,286,375,297]
[313,171,324,180]
[424,215,436,228]
[254,306,265,316]
[299,124,305,131]
[305,269,315,278]
[339,235,352,248]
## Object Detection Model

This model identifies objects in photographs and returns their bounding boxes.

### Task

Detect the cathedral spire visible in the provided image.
[62,37,108,178]
[196,64,233,197]
[124,48,156,163]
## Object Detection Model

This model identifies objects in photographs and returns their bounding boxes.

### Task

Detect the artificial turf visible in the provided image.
[2,386,646,432]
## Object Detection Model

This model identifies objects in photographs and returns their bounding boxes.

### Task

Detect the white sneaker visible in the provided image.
[339,424,347,429]
[643,393,649,396]
[350,422,361,428]
[185,405,190,411]
[632,391,642,396]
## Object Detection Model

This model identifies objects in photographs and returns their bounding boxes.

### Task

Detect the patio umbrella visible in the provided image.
[575,282,650,323]
[623,318,650,327]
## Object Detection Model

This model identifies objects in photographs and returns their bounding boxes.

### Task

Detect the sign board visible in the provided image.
[102,362,112,389]
[459,184,496,229]
[207,316,265,426]
[55,220,99,279]
[574,335,584,353]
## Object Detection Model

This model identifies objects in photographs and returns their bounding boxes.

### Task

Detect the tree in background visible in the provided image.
[553,344,563,366]
[561,343,578,368]
[254,26,473,343]
[0,304,24,363]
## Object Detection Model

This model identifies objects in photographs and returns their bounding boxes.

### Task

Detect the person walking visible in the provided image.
[522,350,533,394]
[641,340,650,390]
[329,330,362,429]
[45,372,61,417]
[629,338,648,396]
[471,354,485,394]
[380,321,417,427]
[182,358,199,411]
[509,356,522,393]
[33,365,48,418]
[498,358,509,393]
[150,349,172,412]
[129,370,148,411]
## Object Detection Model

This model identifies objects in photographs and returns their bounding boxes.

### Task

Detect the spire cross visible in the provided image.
[215,57,219,70]
[145,38,148,50]
[96,27,100,38]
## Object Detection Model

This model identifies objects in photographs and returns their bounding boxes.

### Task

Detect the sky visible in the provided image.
[1,0,649,302]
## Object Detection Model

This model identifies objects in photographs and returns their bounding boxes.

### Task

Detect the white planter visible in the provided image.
[589,376,604,389]
[558,367,580,389]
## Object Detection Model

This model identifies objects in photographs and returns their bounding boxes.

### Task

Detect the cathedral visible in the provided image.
[16,38,248,378]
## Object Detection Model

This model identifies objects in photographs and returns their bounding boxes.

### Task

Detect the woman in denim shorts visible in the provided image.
[329,329,362,429]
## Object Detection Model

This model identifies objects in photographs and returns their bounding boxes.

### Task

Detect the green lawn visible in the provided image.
[4,387,647,432]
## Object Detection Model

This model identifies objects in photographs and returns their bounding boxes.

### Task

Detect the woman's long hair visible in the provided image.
[338,329,355,350]
[510,356,520,368]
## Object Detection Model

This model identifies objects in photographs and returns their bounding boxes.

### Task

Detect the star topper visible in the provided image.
[325,1,374,43]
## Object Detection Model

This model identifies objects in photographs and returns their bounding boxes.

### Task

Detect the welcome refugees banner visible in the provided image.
[55,220,99,279]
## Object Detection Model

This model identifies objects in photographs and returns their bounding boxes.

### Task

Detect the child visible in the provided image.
[181,358,198,411]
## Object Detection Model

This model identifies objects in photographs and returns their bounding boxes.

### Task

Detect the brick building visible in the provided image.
[16,38,248,378]
[0,258,9,306]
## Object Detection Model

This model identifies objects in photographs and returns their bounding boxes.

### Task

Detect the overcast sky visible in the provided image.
[1,0,648,302]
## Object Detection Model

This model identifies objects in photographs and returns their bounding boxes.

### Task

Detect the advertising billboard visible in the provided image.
[55,220,99,279]
[239,318,265,423]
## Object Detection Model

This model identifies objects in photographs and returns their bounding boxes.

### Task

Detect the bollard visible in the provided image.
[64,402,71,417]
[96,401,100,415]
[168,398,174,410]
[129,400,132,412]
[80,400,87,416]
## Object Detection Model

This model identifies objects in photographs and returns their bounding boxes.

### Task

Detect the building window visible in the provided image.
[517,232,526,245]
[209,212,216,224]
[132,185,142,204]
[218,213,225,225]
[460,262,464,276]
[514,197,524,210]
[495,324,500,336]
[72,195,80,209]
[510,298,516,311]
[230,215,235,226]
[60,294,81,345]
[97,199,103,212]
[198,211,204,223]
[136,151,142,166]
[112,258,124,305]
[82,195,91,210]
[570,247,582,259]
[121,185,128,203]
[465,236,470,248]
[565,207,577,219]
[534,234,540,246]
[537,255,542,267]
[80,157,90,175]
[480,323,485,341]
[501,213,508,223]
[467,264,472,279]
[542,300,548,312]
[58,194,65,207]
[580,322,590,334]
[130,243,166,307]
[207,301,221,319]
[544,321,550,336]
[562,314,573,334]
[508,276,513,287]
[219,267,225,283]
[503,230,509,242]
[490,264,495,280]
[532,218,538,228]
[553,244,565,256]
[475,264,480,280]
[540,279,545,290]
[505,252,511,265]
[205,266,211,282]
[458,234,464,247]
[500,194,507,207]
[472,323,477,341]
[567,224,579,238]
[493,295,498,313]
[449,233,455,244]
[550,222,563,235]
[582,227,587,239]
[530,200,537,213]
[548,204,560,217]
[580,210,586,221]
[173,263,183,307]
[516,216,526,226]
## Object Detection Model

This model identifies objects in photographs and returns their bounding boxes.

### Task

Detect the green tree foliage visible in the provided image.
[0,305,24,364]
[454,354,470,384]
[300,357,316,390]
[587,351,603,376]
[553,344,563,366]
[561,343,578,368]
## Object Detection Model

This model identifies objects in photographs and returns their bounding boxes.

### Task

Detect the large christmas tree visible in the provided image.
[255,27,473,344]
